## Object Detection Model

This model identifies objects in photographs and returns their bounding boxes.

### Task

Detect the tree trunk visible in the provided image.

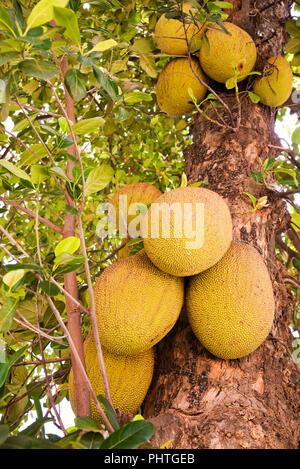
[143,0,300,449]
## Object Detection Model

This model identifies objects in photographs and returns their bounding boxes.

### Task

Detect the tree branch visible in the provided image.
[0,196,63,234]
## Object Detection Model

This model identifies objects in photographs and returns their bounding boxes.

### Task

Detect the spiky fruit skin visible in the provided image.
[253,56,293,107]
[141,186,232,277]
[69,334,154,420]
[199,22,257,83]
[186,241,275,359]
[111,182,162,236]
[156,57,207,117]
[154,3,205,56]
[94,250,184,356]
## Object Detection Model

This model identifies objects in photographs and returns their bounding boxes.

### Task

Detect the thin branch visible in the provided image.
[45,295,114,433]
[0,196,63,234]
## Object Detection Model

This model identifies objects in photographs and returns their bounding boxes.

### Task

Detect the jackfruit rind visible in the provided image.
[141,186,233,277]
[199,22,257,83]
[186,241,275,359]
[111,182,162,241]
[94,250,184,356]
[154,3,205,56]
[252,56,293,107]
[156,57,208,117]
[69,334,154,420]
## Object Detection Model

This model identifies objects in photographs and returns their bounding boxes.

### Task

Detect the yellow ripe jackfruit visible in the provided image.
[110,182,162,254]
[94,250,184,356]
[156,57,208,117]
[154,3,205,56]
[253,56,293,107]
[141,186,232,277]
[186,241,275,359]
[199,22,257,83]
[69,334,154,420]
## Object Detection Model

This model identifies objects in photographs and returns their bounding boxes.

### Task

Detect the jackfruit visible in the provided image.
[186,241,275,359]
[154,3,205,56]
[156,57,208,117]
[199,22,257,83]
[252,56,293,107]
[94,249,184,356]
[69,334,154,420]
[141,186,232,277]
[110,182,162,258]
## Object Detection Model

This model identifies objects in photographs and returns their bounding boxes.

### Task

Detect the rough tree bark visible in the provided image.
[143,0,300,449]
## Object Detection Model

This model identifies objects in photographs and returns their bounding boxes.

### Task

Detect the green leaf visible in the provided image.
[124,91,152,105]
[286,20,300,38]
[292,258,300,271]
[75,416,102,433]
[100,420,154,449]
[64,69,86,102]
[225,76,237,89]
[0,297,18,333]
[0,52,19,66]
[0,425,9,447]
[292,126,300,145]
[131,38,153,54]
[55,236,80,257]
[0,160,31,181]
[180,172,188,188]
[96,395,120,431]
[19,144,48,167]
[248,91,260,104]
[115,106,131,121]
[139,55,157,79]
[40,281,60,297]
[30,165,49,185]
[88,39,117,54]
[212,1,233,8]
[243,191,257,207]
[85,164,114,196]
[263,158,276,171]
[3,270,25,291]
[54,262,84,275]
[274,167,298,184]
[20,418,52,437]
[25,0,69,33]
[19,59,59,80]
[251,171,263,183]
[53,252,85,270]
[0,345,28,388]
[285,37,300,54]
[0,434,60,449]
[79,431,104,449]
[93,67,118,101]
[0,5,16,36]
[291,52,300,67]
[72,117,105,135]
[65,205,78,215]
[53,7,81,45]
[49,166,70,182]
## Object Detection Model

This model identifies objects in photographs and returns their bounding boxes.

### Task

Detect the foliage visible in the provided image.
[0,0,298,446]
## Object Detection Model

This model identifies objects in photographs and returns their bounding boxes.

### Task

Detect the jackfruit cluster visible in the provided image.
[153,4,293,116]
[69,183,275,422]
